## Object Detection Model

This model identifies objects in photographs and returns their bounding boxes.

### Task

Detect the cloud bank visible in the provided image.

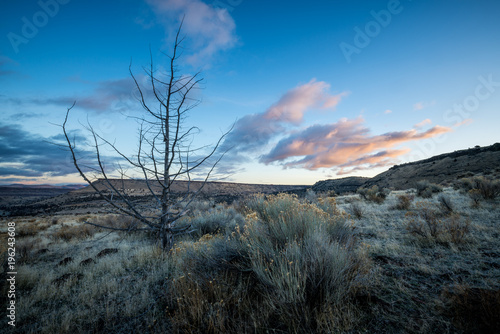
[259,118,452,174]
[4,77,141,114]
[0,123,80,180]
[0,122,120,183]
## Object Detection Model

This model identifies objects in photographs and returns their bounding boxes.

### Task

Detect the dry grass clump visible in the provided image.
[50,223,99,241]
[357,185,387,204]
[349,201,365,219]
[392,194,414,210]
[91,214,141,230]
[167,193,371,333]
[459,175,500,201]
[16,220,50,237]
[437,194,454,214]
[416,180,443,198]
[16,237,41,264]
[405,202,470,244]
[468,188,483,208]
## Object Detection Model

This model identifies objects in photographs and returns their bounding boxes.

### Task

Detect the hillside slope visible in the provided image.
[365,143,500,189]
[313,143,500,192]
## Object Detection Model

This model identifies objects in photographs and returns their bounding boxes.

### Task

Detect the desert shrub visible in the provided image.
[17,221,50,237]
[437,194,454,214]
[445,213,470,244]
[468,189,483,208]
[405,204,441,238]
[357,185,387,204]
[349,202,364,219]
[184,206,245,238]
[314,196,342,217]
[416,180,443,198]
[245,193,352,246]
[16,238,39,264]
[393,194,413,210]
[76,215,91,223]
[460,176,500,200]
[167,193,371,333]
[184,198,216,215]
[305,188,318,202]
[92,214,141,230]
[50,223,98,241]
[405,202,469,244]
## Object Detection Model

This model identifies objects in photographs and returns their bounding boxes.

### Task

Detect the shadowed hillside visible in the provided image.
[311,177,370,194]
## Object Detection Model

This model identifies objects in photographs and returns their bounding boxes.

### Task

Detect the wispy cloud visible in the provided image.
[259,117,452,174]
[413,100,436,111]
[414,118,432,129]
[4,77,140,114]
[453,118,473,127]
[145,0,238,65]
[0,55,18,76]
[384,109,392,114]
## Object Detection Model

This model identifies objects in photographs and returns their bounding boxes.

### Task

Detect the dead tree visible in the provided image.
[62,22,230,250]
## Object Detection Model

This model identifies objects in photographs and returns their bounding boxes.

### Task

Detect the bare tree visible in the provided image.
[62,22,231,250]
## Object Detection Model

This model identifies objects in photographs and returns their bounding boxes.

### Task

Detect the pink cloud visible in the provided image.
[413,102,425,110]
[260,117,452,174]
[413,100,436,111]
[453,118,473,127]
[414,118,432,129]
[263,79,347,124]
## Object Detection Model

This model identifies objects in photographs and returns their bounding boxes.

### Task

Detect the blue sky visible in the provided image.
[1,0,500,185]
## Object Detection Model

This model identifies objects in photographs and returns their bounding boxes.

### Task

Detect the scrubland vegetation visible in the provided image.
[1,177,499,333]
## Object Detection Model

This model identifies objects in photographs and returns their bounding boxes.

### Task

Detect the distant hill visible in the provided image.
[0,179,309,216]
[311,177,370,194]
[1,184,86,190]
[313,142,500,193]
[74,179,308,197]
